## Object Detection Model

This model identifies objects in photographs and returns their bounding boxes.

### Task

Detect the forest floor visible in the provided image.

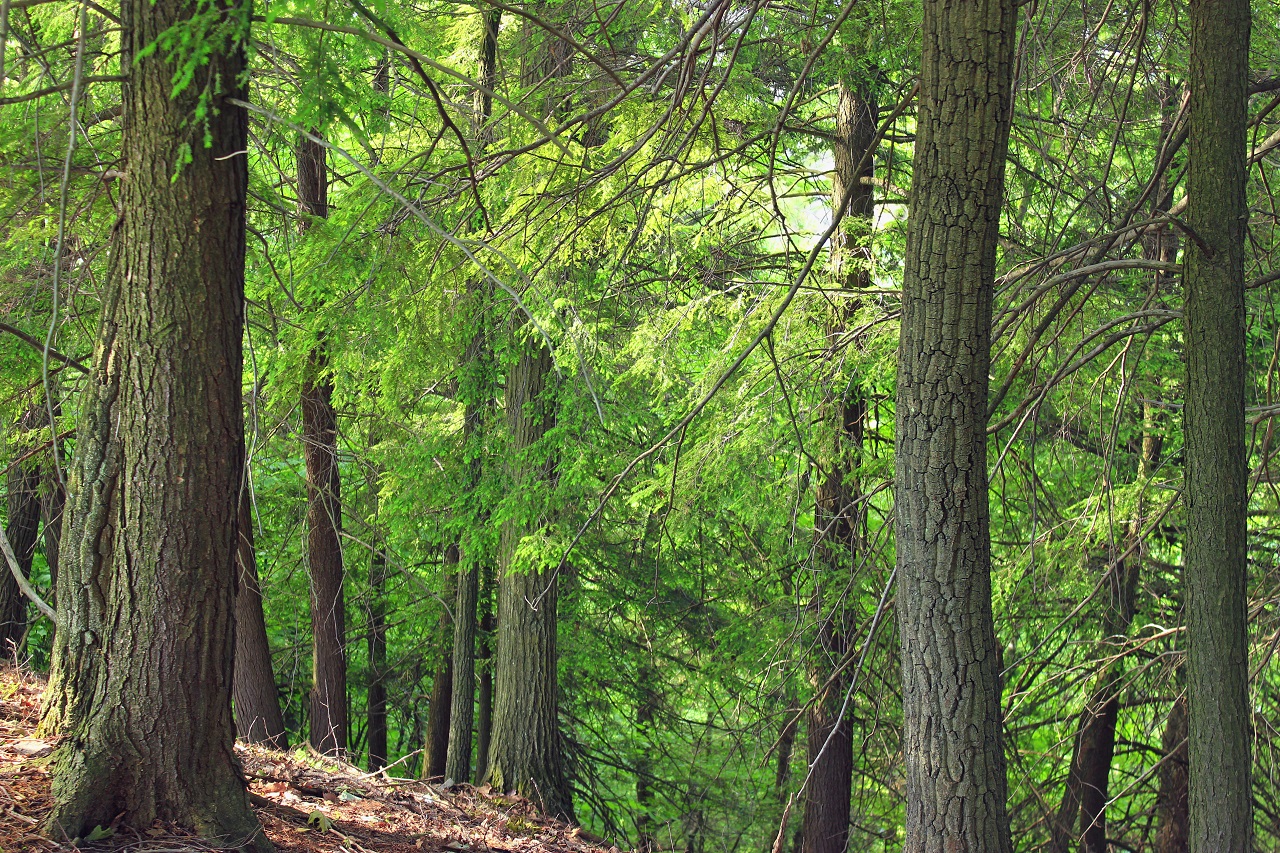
[0,667,619,853]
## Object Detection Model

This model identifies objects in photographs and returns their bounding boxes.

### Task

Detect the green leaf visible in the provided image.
[307,810,333,833]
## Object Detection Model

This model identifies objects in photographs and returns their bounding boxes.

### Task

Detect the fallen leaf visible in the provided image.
[12,739,52,758]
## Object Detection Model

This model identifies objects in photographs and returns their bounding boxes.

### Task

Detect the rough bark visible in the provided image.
[801,71,875,853]
[424,545,456,781]
[485,340,573,820]
[1184,0,1252,848]
[892,0,1015,846]
[233,486,287,749]
[297,133,348,756]
[368,547,388,770]
[36,0,268,841]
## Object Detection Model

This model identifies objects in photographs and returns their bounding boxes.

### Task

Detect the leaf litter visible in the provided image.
[0,667,622,853]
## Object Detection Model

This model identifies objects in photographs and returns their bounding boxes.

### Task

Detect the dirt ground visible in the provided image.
[0,667,620,853]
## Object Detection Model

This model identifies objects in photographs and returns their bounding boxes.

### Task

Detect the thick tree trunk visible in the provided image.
[801,71,875,853]
[233,486,287,749]
[297,134,348,756]
[368,547,388,770]
[36,0,268,841]
[424,545,456,781]
[893,0,1015,846]
[2,414,41,650]
[1157,694,1190,853]
[485,341,573,820]
[1184,0,1252,848]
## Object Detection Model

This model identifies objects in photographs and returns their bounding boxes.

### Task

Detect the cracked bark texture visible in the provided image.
[485,340,573,821]
[1184,0,1252,847]
[893,0,1015,846]
[36,0,268,843]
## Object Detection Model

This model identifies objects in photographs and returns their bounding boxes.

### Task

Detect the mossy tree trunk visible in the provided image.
[1184,0,1252,847]
[893,0,1015,845]
[36,0,268,842]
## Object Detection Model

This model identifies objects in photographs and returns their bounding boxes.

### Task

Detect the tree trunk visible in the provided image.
[1157,693,1190,853]
[801,70,875,853]
[41,450,66,594]
[2,410,41,651]
[893,0,1015,846]
[36,390,66,598]
[446,545,478,782]
[1184,0,1252,848]
[368,547,388,770]
[297,133,348,756]
[476,562,495,780]
[424,545,456,781]
[233,486,287,749]
[485,340,573,820]
[36,0,268,841]
[444,8,503,787]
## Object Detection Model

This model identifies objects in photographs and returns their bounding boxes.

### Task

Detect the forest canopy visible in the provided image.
[1,0,1278,848]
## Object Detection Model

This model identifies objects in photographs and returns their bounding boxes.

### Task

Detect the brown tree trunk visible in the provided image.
[233,486,287,749]
[475,562,495,780]
[893,0,1015,846]
[424,545,456,781]
[446,542,478,782]
[485,340,573,820]
[297,133,348,757]
[801,69,875,853]
[1157,693,1190,853]
[36,0,268,841]
[367,547,388,770]
[1184,0,1252,848]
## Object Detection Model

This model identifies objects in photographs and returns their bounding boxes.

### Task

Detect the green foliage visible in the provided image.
[3,0,1280,847]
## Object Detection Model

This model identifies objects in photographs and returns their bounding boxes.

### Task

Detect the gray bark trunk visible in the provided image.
[893,0,1016,845]
[1184,0,1253,848]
